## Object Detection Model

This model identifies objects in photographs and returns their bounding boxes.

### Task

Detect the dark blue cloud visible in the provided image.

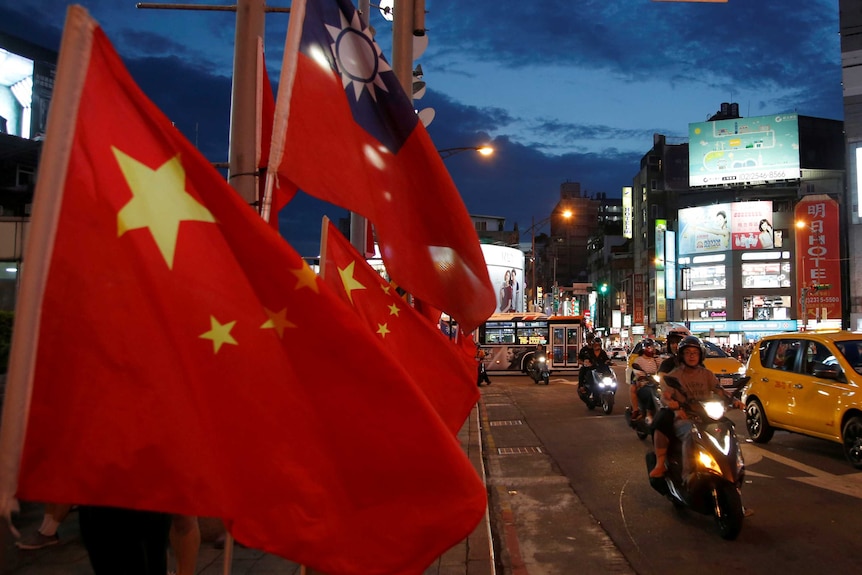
[0,0,846,258]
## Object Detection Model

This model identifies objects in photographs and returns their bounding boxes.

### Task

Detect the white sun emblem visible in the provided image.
[326,9,391,102]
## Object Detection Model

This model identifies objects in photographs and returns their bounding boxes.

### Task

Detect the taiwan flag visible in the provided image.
[267,0,495,333]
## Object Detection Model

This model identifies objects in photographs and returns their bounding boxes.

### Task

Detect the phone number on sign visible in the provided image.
[807,296,840,304]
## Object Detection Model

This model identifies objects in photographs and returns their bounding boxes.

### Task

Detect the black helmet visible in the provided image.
[666,326,691,345]
[641,338,656,347]
[677,335,704,364]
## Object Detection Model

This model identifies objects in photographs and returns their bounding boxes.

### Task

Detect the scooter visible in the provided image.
[528,352,551,385]
[646,376,746,540]
[578,363,617,414]
[624,362,662,440]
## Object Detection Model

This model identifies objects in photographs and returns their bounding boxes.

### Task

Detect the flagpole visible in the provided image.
[392,0,415,96]
[227,0,265,208]
[349,0,371,256]
[0,4,93,527]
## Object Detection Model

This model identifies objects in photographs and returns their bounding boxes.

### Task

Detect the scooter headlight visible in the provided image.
[601,377,615,388]
[538,356,546,363]
[697,449,722,475]
[702,400,726,421]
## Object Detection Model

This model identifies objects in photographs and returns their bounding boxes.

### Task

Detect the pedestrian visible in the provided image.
[477,347,492,386]
[15,502,74,550]
[78,505,172,575]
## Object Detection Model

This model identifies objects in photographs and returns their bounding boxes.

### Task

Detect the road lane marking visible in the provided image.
[743,443,862,500]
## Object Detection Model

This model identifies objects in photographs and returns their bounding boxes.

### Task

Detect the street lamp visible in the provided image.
[524,210,573,312]
[438,145,495,159]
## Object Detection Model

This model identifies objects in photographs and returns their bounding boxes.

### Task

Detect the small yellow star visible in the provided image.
[261,307,296,338]
[199,316,238,354]
[338,261,366,305]
[113,149,216,269]
[376,323,391,338]
[380,284,391,296]
[388,303,401,316]
[292,261,319,292]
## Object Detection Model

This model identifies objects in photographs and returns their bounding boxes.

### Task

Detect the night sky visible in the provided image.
[0,0,843,256]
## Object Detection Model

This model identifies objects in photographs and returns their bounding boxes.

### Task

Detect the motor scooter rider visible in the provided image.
[577,332,596,390]
[658,327,690,375]
[630,338,660,421]
[579,337,611,399]
[649,335,744,480]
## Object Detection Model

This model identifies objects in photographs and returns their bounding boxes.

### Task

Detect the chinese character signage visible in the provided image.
[795,195,841,323]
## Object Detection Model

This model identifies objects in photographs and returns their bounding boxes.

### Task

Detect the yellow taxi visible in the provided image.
[626,338,746,391]
[742,330,862,469]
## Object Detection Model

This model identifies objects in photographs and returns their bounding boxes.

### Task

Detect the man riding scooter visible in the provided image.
[578,337,611,401]
[649,335,744,480]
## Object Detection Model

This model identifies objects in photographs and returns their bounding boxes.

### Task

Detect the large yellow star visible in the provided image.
[199,316,238,354]
[261,307,296,338]
[338,260,366,305]
[292,261,319,292]
[113,148,217,269]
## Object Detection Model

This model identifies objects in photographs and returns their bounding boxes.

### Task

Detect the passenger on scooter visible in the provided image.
[630,338,660,421]
[579,338,611,398]
[649,335,743,480]
[658,327,690,375]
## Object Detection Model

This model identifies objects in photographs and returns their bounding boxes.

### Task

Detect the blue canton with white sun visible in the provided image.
[302,0,418,154]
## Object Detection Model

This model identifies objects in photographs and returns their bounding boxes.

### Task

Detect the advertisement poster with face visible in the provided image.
[678,204,731,255]
[731,201,773,250]
[480,244,525,313]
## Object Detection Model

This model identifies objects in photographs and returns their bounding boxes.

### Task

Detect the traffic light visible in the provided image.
[600,283,608,295]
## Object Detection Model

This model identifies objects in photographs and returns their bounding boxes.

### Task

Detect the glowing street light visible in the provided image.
[438,145,495,159]
[526,210,573,312]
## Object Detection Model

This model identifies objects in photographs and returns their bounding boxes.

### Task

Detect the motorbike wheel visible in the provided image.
[713,485,744,540]
[601,395,614,415]
[542,373,550,385]
[745,398,774,443]
[636,428,649,440]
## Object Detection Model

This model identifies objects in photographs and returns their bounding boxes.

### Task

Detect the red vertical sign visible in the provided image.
[633,274,644,327]
[795,196,841,322]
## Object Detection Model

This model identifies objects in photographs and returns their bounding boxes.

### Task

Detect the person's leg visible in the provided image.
[170,515,200,575]
[16,502,73,549]
[80,505,170,575]
[629,384,640,418]
[650,430,669,478]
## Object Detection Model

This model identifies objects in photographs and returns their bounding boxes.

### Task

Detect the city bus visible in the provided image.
[476,313,585,373]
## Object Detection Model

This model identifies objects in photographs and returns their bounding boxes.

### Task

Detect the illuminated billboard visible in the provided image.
[0,35,56,140]
[688,113,801,187]
[679,201,775,255]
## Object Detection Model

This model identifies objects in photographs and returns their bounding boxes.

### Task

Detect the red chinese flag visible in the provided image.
[457,328,480,364]
[0,8,485,574]
[321,220,478,433]
[268,0,495,332]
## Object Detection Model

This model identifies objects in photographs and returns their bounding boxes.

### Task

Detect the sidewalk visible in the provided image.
[0,403,494,575]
